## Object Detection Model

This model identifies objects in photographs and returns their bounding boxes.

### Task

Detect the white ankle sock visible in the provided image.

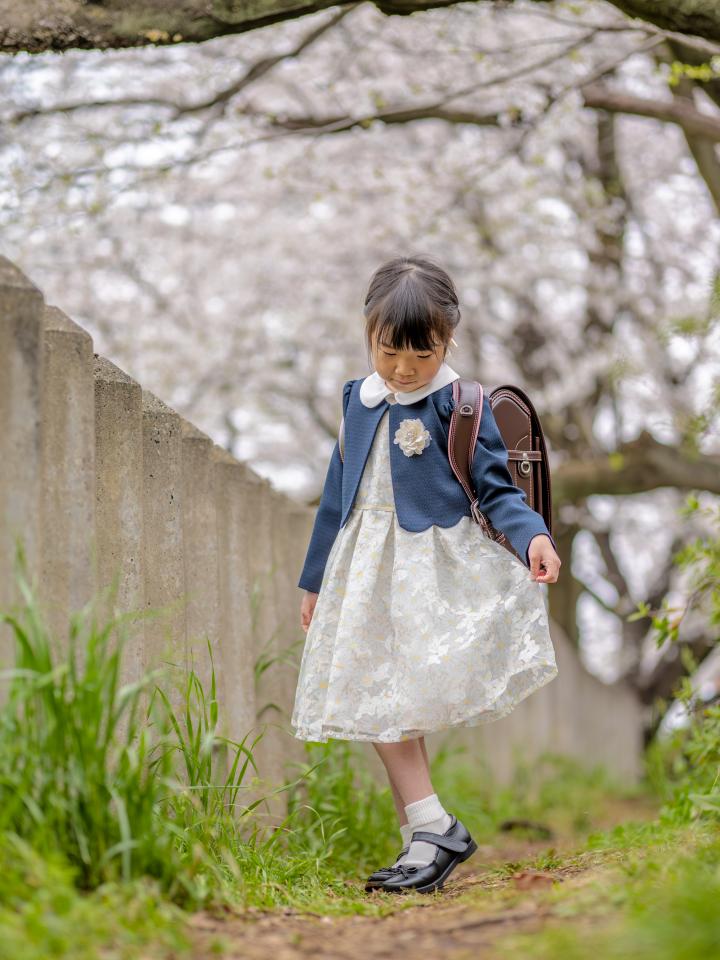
[392,822,414,866]
[403,793,452,866]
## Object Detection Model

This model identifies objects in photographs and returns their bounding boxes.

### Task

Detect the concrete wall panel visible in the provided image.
[93,356,145,684]
[41,306,95,652]
[0,258,44,676]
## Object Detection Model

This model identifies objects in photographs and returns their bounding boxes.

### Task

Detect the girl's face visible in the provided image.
[371,331,446,392]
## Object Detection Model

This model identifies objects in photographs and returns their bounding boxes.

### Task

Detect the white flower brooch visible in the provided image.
[393,418,432,457]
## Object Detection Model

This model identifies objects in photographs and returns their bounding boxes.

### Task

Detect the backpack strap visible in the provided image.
[448,377,504,539]
[338,379,353,462]
[448,379,500,542]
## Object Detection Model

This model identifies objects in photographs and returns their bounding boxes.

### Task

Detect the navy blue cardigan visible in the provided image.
[298,378,556,593]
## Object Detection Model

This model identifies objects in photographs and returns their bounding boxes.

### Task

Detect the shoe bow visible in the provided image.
[388,864,420,878]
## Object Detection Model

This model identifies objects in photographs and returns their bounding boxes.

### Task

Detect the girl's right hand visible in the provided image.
[301,591,319,633]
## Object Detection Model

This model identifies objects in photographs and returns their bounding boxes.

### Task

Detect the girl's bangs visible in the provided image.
[370,291,444,353]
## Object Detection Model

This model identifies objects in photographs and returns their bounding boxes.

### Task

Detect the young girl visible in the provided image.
[292,256,561,894]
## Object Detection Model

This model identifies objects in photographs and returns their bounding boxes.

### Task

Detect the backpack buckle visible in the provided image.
[458,403,474,416]
[518,453,532,477]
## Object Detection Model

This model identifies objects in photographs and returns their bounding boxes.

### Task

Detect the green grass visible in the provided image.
[0,558,643,938]
[0,561,272,907]
[486,698,720,960]
[2,545,718,957]
[493,821,720,960]
[0,835,189,960]
[255,740,667,960]
[277,736,644,914]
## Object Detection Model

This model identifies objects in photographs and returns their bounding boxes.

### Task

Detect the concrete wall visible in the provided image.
[0,256,645,824]
[0,256,314,809]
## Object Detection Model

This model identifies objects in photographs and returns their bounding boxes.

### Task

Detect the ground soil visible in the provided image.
[187,793,660,959]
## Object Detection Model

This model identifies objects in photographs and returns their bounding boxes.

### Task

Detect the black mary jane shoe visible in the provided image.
[364,845,409,891]
[377,815,477,894]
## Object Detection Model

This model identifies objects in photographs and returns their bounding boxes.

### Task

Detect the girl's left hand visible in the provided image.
[528,535,561,583]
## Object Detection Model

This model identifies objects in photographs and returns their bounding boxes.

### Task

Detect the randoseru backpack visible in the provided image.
[338,378,553,563]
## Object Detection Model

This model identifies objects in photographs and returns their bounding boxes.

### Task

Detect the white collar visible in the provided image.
[359,361,461,407]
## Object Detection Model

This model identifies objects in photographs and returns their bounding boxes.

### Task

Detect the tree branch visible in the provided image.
[555,430,720,501]
[581,82,720,142]
[9,6,354,123]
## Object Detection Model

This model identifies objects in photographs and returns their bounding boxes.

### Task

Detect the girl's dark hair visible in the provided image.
[363,255,461,364]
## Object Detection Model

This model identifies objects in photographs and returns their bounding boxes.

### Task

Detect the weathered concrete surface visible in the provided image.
[0,258,44,680]
[274,501,315,776]
[41,305,95,654]
[141,389,187,716]
[211,444,257,749]
[244,473,292,819]
[180,419,220,698]
[93,356,145,684]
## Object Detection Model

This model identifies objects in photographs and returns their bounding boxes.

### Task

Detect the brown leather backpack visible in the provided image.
[338,378,552,562]
[448,379,553,562]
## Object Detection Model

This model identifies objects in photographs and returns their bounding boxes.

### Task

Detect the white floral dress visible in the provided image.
[291,406,558,743]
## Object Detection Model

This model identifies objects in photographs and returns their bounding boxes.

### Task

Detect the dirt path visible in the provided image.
[188,795,660,960]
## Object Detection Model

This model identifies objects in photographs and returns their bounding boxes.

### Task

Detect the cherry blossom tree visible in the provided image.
[2,2,719,720]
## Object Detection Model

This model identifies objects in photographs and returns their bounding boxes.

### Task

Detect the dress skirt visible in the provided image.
[291,406,558,743]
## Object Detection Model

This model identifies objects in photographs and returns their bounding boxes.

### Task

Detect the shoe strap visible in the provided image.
[409,830,469,854]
